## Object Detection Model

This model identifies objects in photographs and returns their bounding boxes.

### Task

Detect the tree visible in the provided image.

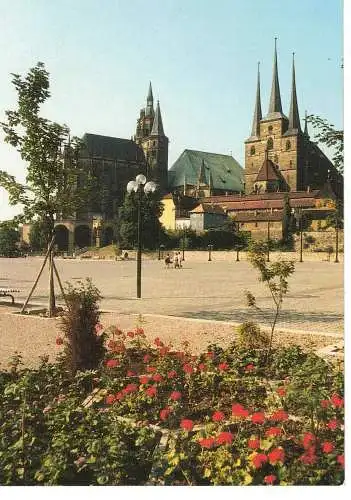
[0,221,20,257]
[308,115,344,174]
[0,62,93,246]
[28,220,48,252]
[244,241,295,362]
[118,190,165,249]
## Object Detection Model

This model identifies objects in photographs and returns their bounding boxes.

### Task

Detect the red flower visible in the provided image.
[320,399,330,408]
[127,331,134,338]
[198,437,215,449]
[135,327,144,336]
[300,448,317,465]
[248,437,260,449]
[146,385,157,397]
[251,412,265,424]
[124,383,138,394]
[245,363,255,372]
[152,373,163,383]
[170,391,182,401]
[322,441,335,454]
[55,336,64,346]
[159,346,169,356]
[106,359,119,368]
[160,407,171,421]
[216,432,233,445]
[268,447,285,465]
[276,387,286,397]
[212,411,225,422]
[232,403,249,418]
[302,432,316,449]
[198,363,207,372]
[183,363,194,374]
[331,393,344,408]
[270,409,289,422]
[167,370,177,379]
[139,375,150,385]
[154,337,164,347]
[115,392,124,401]
[265,426,282,438]
[206,352,214,360]
[218,362,229,371]
[180,419,194,431]
[337,455,344,468]
[252,453,268,469]
[127,370,135,377]
[146,365,157,373]
[327,419,338,430]
[105,394,115,405]
[107,339,118,350]
[143,354,151,363]
[264,474,277,485]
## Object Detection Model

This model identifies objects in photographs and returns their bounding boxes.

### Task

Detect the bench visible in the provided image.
[0,288,20,304]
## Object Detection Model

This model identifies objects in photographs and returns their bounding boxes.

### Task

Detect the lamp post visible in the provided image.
[208,244,213,261]
[182,228,186,261]
[158,244,165,260]
[293,208,303,263]
[127,174,157,298]
[267,221,271,262]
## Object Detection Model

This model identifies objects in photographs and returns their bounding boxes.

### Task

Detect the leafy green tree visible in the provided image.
[308,115,343,173]
[28,219,48,252]
[118,190,165,249]
[0,221,20,257]
[281,194,294,248]
[0,62,93,246]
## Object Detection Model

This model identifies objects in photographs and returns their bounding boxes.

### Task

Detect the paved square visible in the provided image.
[0,255,343,334]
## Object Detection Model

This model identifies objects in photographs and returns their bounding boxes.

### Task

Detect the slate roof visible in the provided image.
[168,149,244,193]
[255,158,286,182]
[81,133,145,162]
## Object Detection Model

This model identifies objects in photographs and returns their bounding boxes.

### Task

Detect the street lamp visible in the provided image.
[293,208,303,263]
[158,244,165,260]
[182,227,186,261]
[208,244,213,261]
[267,220,271,262]
[127,174,157,298]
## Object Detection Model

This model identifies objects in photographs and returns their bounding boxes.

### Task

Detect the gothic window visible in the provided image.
[268,125,273,133]
[274,154,278,164]
[289,160,293,168]
[286,140,291,151]
[267,137,273,150]
[250,146,255,156]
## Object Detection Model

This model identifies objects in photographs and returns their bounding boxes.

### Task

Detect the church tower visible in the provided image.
[134,84,169,192]
[245,41,305,193]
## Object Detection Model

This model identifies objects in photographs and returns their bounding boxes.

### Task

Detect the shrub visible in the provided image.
[237,322,269,349]
[60,279,106,375]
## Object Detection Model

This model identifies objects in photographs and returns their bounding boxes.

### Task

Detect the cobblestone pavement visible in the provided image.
[0,256,343,335]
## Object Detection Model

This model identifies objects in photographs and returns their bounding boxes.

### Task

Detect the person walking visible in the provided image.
[174,253,180,269]
[178,251,182,268]
[165,253,171,269]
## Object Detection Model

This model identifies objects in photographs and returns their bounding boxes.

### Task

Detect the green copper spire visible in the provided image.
[145,82,154,117]
[250,62,262,137]
[287,53,301,133]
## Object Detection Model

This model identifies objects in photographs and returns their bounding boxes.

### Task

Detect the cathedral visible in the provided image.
[41,40,342,251]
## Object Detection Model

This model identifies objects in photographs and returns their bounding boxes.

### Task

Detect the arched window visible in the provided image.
[267,137,273,150]
[289,160,293,168]
[250,146,255,156]
[286,140,291,151]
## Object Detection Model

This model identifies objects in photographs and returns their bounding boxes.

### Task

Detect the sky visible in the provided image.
[0,0,344,221]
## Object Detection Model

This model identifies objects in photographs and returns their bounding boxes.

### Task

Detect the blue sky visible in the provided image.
[0,0,343,220]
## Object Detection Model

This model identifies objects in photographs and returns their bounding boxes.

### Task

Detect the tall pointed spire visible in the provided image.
[287,53,301,132]
[198,159,207,185]
[150,100,165,136]
[303,110,309,137]
[250,62,262,137]
[267,38,284,118]
[145,82,154,117]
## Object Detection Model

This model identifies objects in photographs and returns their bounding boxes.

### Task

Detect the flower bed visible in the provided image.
[0,326,344,486]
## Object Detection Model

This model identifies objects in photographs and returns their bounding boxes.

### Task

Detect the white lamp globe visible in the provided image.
[144,181,157,194]
[136,174,147,185]
[127,180,138,193]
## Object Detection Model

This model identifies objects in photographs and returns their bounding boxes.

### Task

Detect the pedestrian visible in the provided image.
[165,253,171,269]
[178,251,182,268]
[174,253,180,269]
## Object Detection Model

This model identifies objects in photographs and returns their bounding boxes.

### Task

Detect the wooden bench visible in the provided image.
[0,288,20,304]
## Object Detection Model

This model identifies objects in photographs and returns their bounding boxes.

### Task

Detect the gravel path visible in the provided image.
[0,305,343,370]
